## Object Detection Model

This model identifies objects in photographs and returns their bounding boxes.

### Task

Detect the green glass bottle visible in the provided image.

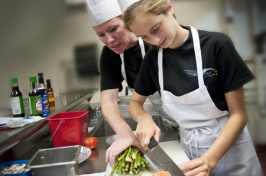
[10,78,25,117]
[29,76,43,116]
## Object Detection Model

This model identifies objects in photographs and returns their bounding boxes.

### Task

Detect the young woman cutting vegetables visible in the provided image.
[122,0,263,175]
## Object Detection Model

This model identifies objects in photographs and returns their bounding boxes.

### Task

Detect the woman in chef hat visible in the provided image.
[122,0,263,175]
[85,0,177,167]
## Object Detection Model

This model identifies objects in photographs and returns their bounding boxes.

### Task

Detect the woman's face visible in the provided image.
[93,17,130,54]
[129,8,178,49]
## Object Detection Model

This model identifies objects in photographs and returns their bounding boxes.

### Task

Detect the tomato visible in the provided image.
[84,137,98,149]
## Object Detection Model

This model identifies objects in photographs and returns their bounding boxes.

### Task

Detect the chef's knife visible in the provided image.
[143,137,185,176]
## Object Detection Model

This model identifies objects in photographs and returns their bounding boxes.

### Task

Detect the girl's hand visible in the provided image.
[106,131,145,167]
[135,115,161,148]
[178,157,212,176]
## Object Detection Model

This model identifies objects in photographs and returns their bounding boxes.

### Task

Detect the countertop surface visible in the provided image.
[0,91,97,155]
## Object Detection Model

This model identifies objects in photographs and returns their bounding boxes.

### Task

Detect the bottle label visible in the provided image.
[48,92,54,102]
[11,96,24,115]
[29,95,42,116]
[38,88,47,97]
[41,96,49,117]
[38,88,50,117]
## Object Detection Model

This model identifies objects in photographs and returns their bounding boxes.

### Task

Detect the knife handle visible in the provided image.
[148,136,158,149]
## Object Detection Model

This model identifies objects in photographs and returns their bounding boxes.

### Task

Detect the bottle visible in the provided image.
[46,79,55,113]
[29,76,43,116]
[37,73,49,117]
[10,78,25,117]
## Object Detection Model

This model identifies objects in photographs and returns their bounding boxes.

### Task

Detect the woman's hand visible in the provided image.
[105,131,145,167]
[129,91,161,148]
[136,115,161,148]
[178,156,213,176]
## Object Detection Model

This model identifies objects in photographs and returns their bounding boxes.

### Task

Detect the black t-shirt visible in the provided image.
[134,26,254,111]
[100,40,149,92]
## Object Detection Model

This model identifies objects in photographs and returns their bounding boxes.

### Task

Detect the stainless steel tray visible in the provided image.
[27,145,91,176]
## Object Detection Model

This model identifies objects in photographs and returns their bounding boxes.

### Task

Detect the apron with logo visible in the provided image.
[120,38,178,126]
[157,27,262,175]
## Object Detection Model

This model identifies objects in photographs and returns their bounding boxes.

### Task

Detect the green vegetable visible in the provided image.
[110,146,151,176]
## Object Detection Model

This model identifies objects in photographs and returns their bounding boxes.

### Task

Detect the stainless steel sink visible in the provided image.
[118,103,157,116]
[117,96,132,105]
[89,114,179,144]
[90,114,167,137]
[118,96,151,105]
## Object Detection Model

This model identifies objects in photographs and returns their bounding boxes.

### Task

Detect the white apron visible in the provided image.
[157,27,263,176]
[120,38,178,126]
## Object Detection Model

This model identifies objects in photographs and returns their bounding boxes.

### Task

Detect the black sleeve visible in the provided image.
[215,34,254,93]
[100,46,123,92]
[134,52,158,96]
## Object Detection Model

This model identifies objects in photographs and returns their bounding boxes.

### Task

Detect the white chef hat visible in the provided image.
[86,0,122,26]
[117,0,140,13]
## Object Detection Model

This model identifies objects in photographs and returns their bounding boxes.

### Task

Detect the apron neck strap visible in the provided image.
[120,52,127,84]
[138,37,146,59]
[191,26,204,87]
[158,48,164,95]
[120,37,146,89]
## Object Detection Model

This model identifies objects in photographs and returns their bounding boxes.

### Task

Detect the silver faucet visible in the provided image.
[91,107,101,122]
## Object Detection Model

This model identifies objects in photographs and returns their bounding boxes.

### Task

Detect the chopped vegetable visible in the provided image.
[110,146,151,176]
[153,171,171,176]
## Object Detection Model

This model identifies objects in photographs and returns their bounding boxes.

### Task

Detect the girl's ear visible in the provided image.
[167,2,174,15]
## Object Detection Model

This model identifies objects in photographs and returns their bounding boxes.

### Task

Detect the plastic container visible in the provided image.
[47,111,88,147]
[27,145,86,176]
[0,160,32,176]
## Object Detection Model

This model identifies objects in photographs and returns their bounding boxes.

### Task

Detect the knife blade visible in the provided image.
[144,137,185,176]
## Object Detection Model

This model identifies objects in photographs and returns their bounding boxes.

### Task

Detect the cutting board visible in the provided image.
[105,140,189,176]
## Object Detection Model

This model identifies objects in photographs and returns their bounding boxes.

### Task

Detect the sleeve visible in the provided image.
[100,46,123,92]
[134,52,158,96]
[215,34,255,93]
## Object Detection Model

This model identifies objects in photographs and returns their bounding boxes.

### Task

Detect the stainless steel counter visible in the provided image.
[0,91,98,162]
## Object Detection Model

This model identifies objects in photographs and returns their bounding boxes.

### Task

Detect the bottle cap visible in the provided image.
[46,79,51,87]
[38,73,44,83]
[11,78,18,83]
[29,76,37,82]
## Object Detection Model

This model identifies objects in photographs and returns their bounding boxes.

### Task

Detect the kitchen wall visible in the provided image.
[0,0,101,114]
[0,0,265,143]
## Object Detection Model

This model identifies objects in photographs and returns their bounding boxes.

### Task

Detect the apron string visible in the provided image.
[183,127,213,158]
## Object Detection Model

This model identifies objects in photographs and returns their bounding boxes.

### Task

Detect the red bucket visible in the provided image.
[47,111,88,147]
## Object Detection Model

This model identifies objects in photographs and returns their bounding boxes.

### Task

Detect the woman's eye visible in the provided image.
[98,33,105,37]
[151,27,159,34]
[110,27,117,32]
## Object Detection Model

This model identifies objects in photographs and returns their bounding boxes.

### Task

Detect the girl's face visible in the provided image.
[93,17,131,54]
[129,6,179,49]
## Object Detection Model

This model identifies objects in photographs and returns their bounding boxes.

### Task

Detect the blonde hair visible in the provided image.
[123,0,174,50]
